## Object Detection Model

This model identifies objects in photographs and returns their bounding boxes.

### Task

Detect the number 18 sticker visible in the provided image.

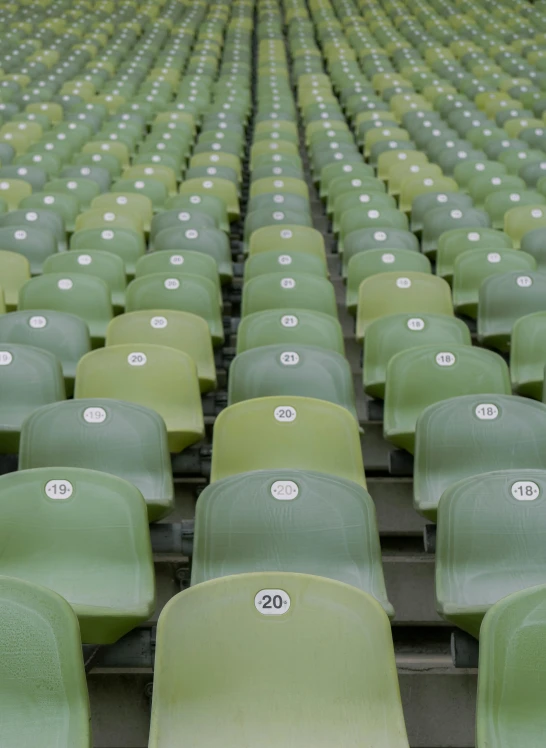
[255,589,291,615]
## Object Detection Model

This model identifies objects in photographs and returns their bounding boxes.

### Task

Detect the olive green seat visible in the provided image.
[192,470,392,614]
[364,314,472,400]
[179,177,240,221]
[356,272,454,341]
[42,250,127,310]
[347,250,431,315]
[228,345,358,420]
[247,192,310,218]
[148,572,408,748]
[485,189,546,230]
[504,204,546,248]
[75,344,204,453]
[0,310,90,396]
[244,251,328,282]
[342,228,420,279]
[106,310,216,393]
[414,395,546,520]
[18,273,113,346]
[521,227,546,270]
[0,577,90,748]
[125,273,223,346]
[421,205,492,257]
[319,161,375,201]
[511,311,546,398]
[248,224,326,260]
[242,272,337,319]
[19,400,174,522]
[236,308,345,355]
[453,250,537,318]
[436,469,546,639]
[0,178,32,211]
[410,191,473,234]
[152,226,232,282]
[0,466,154,643]
[476,585,546,747]
[243,208,313,253]
[436,227,514,280]
[333,191,397,235]
[384,345,511,454]
[74,208,143,236]
[211,396,365,486]
[338,207,409,255]
[135,250,220,295]
[0,249,30,309]
[69,226,145,276]
[478,271,546,352]
[164,194,229,233]
[327,174,386,217]
[0,344,65,453]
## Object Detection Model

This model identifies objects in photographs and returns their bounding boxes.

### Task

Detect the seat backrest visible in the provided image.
[19,399,173,522]
[211,396,365,486]
[242,272,338,318]
[414,395,546,520]
[436,469,546,639]
[0,577,90,748]
[0,467,154,643]
[477,584,546,747]
[149,572,408,747]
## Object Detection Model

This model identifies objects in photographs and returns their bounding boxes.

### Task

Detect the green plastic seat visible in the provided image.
[436,227,514,280]
[504,204,546,248]
[20,399,174,522]
[346,249,431,315]
[0,310,90,395]
[164,194,229,233]
[152,226,232,282]
[436,469,546,639]
[342,228,420,279]
[69,226,145,276]
[319,161,375,201]
[236,308,345,355]
[135,250,220,295]
[228,344,357,420]
[148,572,408,748]
[179,177,240,221]
[0,224,57,275]
[0,177,32,211]
[414,394,546,520]
[453,249,537,318]
[61,164,112,192]
[125,273,223,345]
[476,584,546,747]
[18,273,113,346]
[421,205,492,257]
[192,469,392,613]
[0,466,154,643]
[150,209,217,248]
[334,192,398,235]
[42,250,127,310]
[409,191,473,234]
[242,272,337,319]
[75,344,203,453]
[338,207,409,255]
[467,173,528,207]
[485,189,546,230]
[0,164,47,191]
[511,311,546,398]
[0,249,29,309]
[356,271,454,341]
[211,396,365,486]
[42,177,101,210]
[244,250,328,282]
[364,314,472,399]
[248,224,326,260]
[478,271,546,351]
[0,343,65,453]
[384,345,511,454]
[519,227,546,270]
[0,577,90,748]
[20,191,80,233]
[106,310,216,393]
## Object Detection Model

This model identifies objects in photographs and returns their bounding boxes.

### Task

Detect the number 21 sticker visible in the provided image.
[255,589,291,615]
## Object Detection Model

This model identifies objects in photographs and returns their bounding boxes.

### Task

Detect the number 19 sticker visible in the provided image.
[255,589,291,615]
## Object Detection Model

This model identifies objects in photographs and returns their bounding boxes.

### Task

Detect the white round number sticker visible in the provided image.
[45,480,73,500]
[128,352,147,366]
[255,589,291,615]
[487,252,501,263]
[278,254,292,265]
[280,351,299,365]
[274,406,297,422]
[511,481,540,501]
[164,278,180,290]
[280,229,292,239]
[436,352,456,366]
[151,316,168,329]
[280,277,295,289]
[396,277,411,289]
[517,276,533,287]
[475,403,499,420]
[58,279,73,290]
[0,351,13,365]
[271,480,299,500]
[77,254,92,265]
[281,315,298,328]
[83,407,106,424]
[170,255,184,265]
[407,318,425,331]
[29,315,47,329]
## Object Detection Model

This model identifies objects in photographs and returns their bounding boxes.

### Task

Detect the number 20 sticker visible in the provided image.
[255,589,291,615]
[274,406,296,422]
